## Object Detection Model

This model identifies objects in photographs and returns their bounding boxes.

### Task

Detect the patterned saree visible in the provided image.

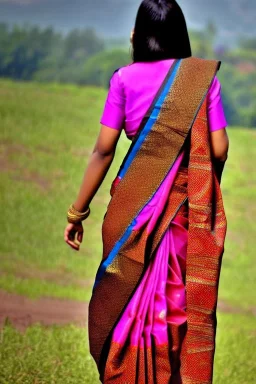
[88,57,227,384]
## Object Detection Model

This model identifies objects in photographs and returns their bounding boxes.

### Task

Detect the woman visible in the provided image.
[64,1,229,383]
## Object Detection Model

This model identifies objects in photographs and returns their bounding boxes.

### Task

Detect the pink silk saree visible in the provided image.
[88,57,227,384]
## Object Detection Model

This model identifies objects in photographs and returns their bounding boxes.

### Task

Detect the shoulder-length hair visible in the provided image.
[132,0,192,62]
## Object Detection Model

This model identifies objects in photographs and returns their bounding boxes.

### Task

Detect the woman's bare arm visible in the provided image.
[64,125,122,250]
[210,128,229,161]
[73,125,122,212]
[210,128,229,183]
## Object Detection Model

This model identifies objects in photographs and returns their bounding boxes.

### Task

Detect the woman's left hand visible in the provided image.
[64,222,84,251]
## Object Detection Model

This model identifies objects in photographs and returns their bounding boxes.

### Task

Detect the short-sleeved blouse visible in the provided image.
[100,59,228,140]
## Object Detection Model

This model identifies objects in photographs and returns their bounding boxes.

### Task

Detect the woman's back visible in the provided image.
[65,1,229,382]
[100,58,228,140]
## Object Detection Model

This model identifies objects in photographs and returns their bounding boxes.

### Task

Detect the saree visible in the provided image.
[88,57,227,384]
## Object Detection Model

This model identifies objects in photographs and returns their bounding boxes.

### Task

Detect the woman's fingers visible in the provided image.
[65,232,80,251]
[64,225,73,243]
[66,239,80,251]
[77,229,83,243]
[64,223,83,251]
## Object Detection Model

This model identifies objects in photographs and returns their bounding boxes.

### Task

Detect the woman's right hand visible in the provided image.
[64,222,84,251]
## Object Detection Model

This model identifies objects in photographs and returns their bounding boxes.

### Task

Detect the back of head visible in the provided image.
[133,0,192,62]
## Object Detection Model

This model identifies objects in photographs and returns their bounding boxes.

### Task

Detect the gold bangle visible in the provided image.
[70,204,90,217]
[67,204,90,224]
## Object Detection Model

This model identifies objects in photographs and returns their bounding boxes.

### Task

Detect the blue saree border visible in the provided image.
[93,59,182,289]
[118,59,181,180]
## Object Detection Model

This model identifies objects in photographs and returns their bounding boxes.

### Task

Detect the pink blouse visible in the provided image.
[100,59,228,139]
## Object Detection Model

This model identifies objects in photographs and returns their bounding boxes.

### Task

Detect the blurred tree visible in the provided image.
[82,49,131,87]
[0,23,62,80]
[63,28,104,62]
[189,21,217,59]
[206,21,217,46]
[34,28,105,84]
[0,23,255,128]
[238,37,256,51]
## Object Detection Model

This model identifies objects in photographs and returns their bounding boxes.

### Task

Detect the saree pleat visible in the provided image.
[103,208,189,383]
[88,57,227,383]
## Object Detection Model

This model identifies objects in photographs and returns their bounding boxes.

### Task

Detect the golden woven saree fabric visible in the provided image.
[88,57,227,383]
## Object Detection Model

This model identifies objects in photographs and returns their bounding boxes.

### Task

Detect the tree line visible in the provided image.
[0,22,255,128]
[0,23,130,87]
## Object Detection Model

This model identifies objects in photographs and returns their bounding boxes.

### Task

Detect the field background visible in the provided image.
[0,79,255,383]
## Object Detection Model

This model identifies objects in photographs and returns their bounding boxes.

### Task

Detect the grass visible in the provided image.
[0,274,92,302]
[0,313,255,384]
[220,128,256,309]
[214,312,256,383]
[0,79,130,301]
[0,320,100,384]
[0,79,255,383]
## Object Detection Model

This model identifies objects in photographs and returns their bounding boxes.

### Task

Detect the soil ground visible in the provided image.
[0,290,88,332]
[1,289,254,333]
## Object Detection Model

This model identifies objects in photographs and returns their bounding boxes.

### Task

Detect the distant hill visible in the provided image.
[0,0,255,46]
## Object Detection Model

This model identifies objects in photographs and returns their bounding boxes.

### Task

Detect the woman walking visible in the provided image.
[64,1,229,383]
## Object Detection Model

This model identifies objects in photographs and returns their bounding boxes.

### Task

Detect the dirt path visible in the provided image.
[217,300,256,317]
[0,290,255,333]
[0,290,88,332]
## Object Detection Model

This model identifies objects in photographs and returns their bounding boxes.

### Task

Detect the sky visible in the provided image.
[0,0,255,44]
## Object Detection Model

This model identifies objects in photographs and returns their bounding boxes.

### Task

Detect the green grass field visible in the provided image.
[0,79,255,383]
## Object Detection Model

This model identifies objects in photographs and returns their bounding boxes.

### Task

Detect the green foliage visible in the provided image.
[35,28,106,85]
[0,23,105,84]
[82,49,131,87]
[190,28,256,128]
[0,23,62,80]
[189,21,217,60]
[0,22,256,127]
[217,63,256,127]
[238,37,256,51]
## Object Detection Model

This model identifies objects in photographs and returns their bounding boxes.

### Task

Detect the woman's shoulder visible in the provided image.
[109,62,150,91]
[109,60,223,99]
[109,63,133,89]
[111,62,143,80]
[207,75,223,101]
[110,59,175,89]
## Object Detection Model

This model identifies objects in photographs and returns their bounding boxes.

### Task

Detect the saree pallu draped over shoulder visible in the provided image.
[88,57,227,384]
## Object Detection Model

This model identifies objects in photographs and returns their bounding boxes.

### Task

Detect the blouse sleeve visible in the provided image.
[207,76,228,132]
[100,70,125,130]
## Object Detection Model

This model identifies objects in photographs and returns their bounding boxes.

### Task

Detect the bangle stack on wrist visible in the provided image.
[67,204,91,224]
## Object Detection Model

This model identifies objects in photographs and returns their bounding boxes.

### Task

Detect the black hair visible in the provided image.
[132,0,192,62]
